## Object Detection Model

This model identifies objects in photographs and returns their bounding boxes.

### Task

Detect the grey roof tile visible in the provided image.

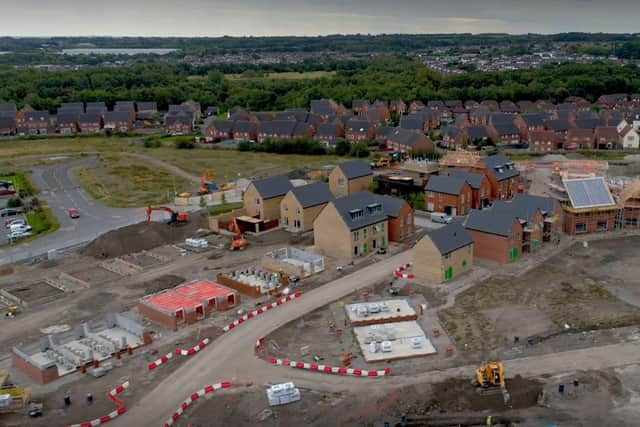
[251,175,293,200]
[290,182,334,208]
[337,159,372,180]
[427,221,473,255]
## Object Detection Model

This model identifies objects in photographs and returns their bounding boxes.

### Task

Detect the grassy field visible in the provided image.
[208,202,244,216]
[225,71,335,80]
[25,207,59,236]
[74,154,190,208]
[0,136,342,205]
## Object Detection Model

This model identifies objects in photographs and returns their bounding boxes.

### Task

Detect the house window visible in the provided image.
[363,228,367,238]
[337,178,345,186]
[462,259,467,268]
[354,231,359,241]
[255,198,261,205]
[406,214,412,225]
[400,217,404,226]
[295,208,300,215]
[381,222,385,231]
[575,223,587,233]
[461,194,465,203]
[444,253,451,260]
[596,221,608,231]
[283,205,288,212]
[427,191,434,197]
[373,225,378,234]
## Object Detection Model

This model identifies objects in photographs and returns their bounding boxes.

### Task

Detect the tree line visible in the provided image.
[1,59,639,113]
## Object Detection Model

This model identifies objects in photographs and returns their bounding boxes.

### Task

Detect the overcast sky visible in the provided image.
[3,0,640,37]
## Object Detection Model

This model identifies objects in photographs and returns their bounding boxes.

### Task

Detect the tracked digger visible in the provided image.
[474,361,510,404]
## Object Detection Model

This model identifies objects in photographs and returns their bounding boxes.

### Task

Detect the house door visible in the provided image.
[444,266,453,281]
[363,243,368,254]
[381,237,386,248]
[451,207,457,216]
[509,247,519,261]
[372,239,377,249]
[427,203,434,212]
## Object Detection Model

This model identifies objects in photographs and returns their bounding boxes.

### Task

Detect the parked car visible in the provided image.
[8,230,31,240]
[430,212,453,224]
[5,218,25,228]
[9,223,31,233]
[0,208,22,217]
[68,208,80,219]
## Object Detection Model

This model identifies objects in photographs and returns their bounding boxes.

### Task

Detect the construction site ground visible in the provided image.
[0,213,639,426]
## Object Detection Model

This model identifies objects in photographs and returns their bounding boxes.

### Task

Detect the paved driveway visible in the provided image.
[0,158,146,265]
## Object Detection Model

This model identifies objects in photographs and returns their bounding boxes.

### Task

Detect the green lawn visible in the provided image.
[26,207,59,235]
[208,202,244,216]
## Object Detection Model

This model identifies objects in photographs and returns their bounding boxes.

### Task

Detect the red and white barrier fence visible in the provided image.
[268,357,391,377]
[65,381,130,427]
[175,338,210,356]
[223,291,302,332]
[163,381,232,427]
[148,338,211,370]
[394,263,414,279]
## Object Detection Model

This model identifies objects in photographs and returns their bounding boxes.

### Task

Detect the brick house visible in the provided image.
[544,119,571,147]
[244,175,293,220]
[475,154,520,200]
[165,113,193,135]
[257,121,297,143]
[23,111,50,135]
[378,194,415,242]
[56,112,79,135]
[413,222,474,283]
[328,159,373,197]
[593,126,620,149]
[0,116,16,136]
[464,209,524,264]
[562,177,619,235]
[352,99,370,113]
[440,125,461,149]
[345,119,375,142]
[114,101,136,121]
[136,102,158,124]
[104,111,134,133]
[280,182,334,232]
[621,126,640,149]
[389,100,407,114]
[424,175,472,216]
[399,115,426,133]
[565,128,594,150]
[232,120,258,142]
[86,102,107,116]
[78,113,103,134]
[445,170,491,209]
[490,122,521,145]
[313,192,412,259]
[205,120,234,141]
[292,122,315,140]
[314,123,345,146]
[528,130,557,152]
[385,128,435,154]
[310,99,345,118]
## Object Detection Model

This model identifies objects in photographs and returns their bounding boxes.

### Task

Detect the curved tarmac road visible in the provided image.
[116,251,640,426]
[0,157,146,265]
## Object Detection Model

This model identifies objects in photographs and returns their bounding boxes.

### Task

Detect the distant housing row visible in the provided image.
[2,94,640,153]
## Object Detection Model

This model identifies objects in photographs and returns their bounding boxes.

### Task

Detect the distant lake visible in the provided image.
[61,48,178,55]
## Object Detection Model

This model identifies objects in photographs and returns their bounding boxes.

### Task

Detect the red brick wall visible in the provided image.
[137,303,177,331]
[468,220,522,264]
[425,184,472,215]
[388,203,415,242]
[216,274,263,298]
[12,351,59,385]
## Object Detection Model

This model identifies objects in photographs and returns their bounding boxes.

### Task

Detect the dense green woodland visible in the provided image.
[1,60,640,112]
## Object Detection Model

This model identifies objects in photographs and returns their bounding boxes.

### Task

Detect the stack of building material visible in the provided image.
[267,382,301,406]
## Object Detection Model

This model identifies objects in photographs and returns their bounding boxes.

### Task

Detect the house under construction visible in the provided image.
[562,177,640,235]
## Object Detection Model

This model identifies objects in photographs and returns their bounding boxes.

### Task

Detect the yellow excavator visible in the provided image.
[474,361,510,404]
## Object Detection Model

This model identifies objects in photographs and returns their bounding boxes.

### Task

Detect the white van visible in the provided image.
[430,212,453,224]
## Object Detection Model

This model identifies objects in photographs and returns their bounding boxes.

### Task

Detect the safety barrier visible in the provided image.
[223,291,302,332]
[148,338,210,370]
[163,381,232,427]
[268,358,391,377]
[65,381,129,427]
[394,263,414,279]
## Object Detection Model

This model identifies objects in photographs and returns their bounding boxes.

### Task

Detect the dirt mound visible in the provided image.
[428,376,543,413]
[127,274,185,294]
[81,212,209,258]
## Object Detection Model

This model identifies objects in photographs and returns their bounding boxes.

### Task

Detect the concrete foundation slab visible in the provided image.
[354,320,437,362]
[345,299,418,326]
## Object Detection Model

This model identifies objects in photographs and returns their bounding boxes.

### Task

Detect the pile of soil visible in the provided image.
[81,212,209,258]
[428,376,543,413]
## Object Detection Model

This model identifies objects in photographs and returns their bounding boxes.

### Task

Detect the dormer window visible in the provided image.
[366,203,382,214]
[349,209,364,220]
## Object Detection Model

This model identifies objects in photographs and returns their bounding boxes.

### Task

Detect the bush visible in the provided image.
[349,142,370,158]
[176,140,195,149]
[144,138,162,148]
[334,139,351,156]
[6,196,22,208]
[237,138,327,155]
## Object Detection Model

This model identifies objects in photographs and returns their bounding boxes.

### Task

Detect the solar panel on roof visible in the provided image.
[564,178,615,208]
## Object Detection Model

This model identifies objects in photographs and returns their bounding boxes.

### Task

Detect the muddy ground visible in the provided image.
[181,366,640,427]
[439,236,640,356]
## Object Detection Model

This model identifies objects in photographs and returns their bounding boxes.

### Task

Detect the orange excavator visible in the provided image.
[229,217,247,250]
[198,170,216,195]
[146,206,189,226]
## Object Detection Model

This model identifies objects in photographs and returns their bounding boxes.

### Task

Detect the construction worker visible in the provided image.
[86,393,93,404]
